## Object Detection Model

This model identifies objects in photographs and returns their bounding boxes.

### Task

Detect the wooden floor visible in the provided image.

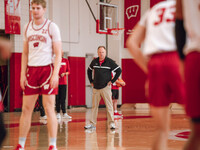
[2,107,190,150]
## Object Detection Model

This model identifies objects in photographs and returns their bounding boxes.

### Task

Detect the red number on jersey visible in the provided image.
[154,5,175,26]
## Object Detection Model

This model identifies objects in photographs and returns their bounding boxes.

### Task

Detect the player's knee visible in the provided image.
[22,105,33,116]
[44,106,53,116]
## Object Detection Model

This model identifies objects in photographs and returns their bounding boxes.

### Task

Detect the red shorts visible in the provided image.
[24,64,58,95]
[185,51,200,118]
[148,51,185,107]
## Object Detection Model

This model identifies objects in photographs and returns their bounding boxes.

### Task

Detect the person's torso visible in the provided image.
[59,58,68,85]
[142,1,176,55]
[183,0,200,54]
[93,58,113,89]
[26,19,53,66]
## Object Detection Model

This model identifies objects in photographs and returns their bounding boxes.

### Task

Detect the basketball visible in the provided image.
[116,79,125,87]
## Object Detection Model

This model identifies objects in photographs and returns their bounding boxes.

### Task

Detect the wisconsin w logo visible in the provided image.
[126,5,139,19]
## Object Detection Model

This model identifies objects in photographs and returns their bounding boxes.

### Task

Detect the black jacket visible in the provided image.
[87,57,122,89]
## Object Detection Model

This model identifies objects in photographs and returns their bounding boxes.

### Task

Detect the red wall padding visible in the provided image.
[10,53,23,111]
[68,57,85,106]
[122,59,147,103]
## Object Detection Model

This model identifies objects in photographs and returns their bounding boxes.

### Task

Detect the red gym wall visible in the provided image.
[9,53,23,111]
[9,56,148,111]
[68,57,86,106]
[122,59,147,103]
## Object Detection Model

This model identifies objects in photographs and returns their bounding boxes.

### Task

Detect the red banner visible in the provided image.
[124,0,141,48]
[150,0,165,8]
[4,0,21,34]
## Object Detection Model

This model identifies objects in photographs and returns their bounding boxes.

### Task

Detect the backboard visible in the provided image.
[96,2,120,35]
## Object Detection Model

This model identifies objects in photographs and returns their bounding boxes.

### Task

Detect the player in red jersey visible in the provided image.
[56,51,71,119]
[176,0,200,149]
[15,0,62,150]
[126,1,184,150]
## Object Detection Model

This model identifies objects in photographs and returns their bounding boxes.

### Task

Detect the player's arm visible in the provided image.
[51,41,62,88]
[175,0,186,60]
[20,40,29,90]
[61,59,70,77]
[111,65,121,84]
[87,60,94,86]
[50,23,62,88]
[0,37,11,60]
[65,59,70,75]
[126,24,147,74]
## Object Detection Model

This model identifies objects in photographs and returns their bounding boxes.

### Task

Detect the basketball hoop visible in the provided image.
[107,28,125,35]
[96,2,123,35]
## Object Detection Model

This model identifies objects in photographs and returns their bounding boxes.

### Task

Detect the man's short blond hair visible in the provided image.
[31,0,46,8]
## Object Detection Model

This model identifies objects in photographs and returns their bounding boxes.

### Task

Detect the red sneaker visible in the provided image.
[15,144,24,150]
[48,145,57,150]
[114,112,123,118]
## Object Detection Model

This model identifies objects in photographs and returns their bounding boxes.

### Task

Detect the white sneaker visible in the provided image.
[39,119,47,125]
[85,128,96,133]
[56,113,61,119]
[84,124,96,129]
[62,113,72,119]
[40,115,47,120]
[110,123,116,129]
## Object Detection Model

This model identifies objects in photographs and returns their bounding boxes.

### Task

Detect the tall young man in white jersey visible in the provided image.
[15,0,62,150]
[126,1,184,150]
[176,0,200,149]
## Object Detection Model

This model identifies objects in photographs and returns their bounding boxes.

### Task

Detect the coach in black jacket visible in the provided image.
[84,46,121,130]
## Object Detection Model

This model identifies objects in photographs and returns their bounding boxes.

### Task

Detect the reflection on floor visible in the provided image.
[2,108,189,150]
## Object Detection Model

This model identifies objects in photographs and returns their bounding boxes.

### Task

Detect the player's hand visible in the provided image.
[20,74,27,90]
[107,81,112,86]
[50,74,59,89]
[61,73,65,77]
[121,82,126,86]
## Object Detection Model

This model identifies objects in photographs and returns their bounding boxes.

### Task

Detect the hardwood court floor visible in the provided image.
[2,107,190,150]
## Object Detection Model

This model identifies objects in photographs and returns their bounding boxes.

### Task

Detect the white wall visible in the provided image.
[49,0,106,57]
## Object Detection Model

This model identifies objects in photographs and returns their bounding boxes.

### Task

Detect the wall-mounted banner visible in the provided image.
[4,0,21,34]
[124,0,140,48]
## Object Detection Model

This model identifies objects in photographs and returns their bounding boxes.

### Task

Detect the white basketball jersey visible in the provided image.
[24,19,61,66]
[139,0,176,56]
[182,0,200,54]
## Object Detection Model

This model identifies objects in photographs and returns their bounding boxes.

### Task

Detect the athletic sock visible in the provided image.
[19,137,26,148]
[49,138,57,147]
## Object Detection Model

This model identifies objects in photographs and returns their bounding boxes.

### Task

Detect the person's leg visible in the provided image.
[60,85,66,114]
[112,99,118,112]
[0,112,6,147]
[184,120,200,150]
[184,52,200,150]
[151,106,170,150]
[55,85,61,114]
[38,95,46,117]
[101,85,114,127]
[90,88,101,126]
[42,94,58,147]
[18,95,39,148]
